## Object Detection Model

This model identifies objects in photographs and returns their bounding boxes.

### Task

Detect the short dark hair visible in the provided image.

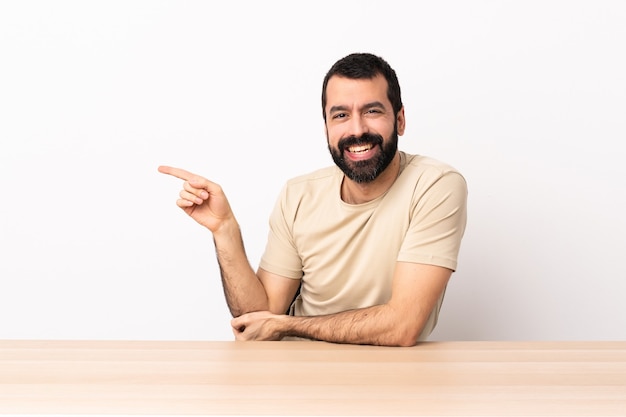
[321,53,403,121]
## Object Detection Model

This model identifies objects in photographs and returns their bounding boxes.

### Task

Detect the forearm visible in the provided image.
[212,220,268,317]
[277,305,421,347]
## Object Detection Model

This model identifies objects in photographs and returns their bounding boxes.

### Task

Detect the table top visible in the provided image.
[1,339,625,416]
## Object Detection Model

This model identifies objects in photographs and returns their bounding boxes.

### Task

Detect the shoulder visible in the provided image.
[393,152,467,202]
[281,165,341,196]
[401,152,466,186]
[271,165,341,221]
[403,152,463,176]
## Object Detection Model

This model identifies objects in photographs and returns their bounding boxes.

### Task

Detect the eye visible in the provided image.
[332,112,347,120]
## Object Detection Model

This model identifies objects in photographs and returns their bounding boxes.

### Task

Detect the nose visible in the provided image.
[347,114,368,138]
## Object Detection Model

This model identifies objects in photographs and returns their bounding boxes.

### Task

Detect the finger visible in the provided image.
[159,165,220,193]
[178,190,204,206]
[231,316,242,328]
[232,329,245,341]
[232,323,245,334]
[231,318,246,338]
[176,197,195,208]
[183,181,209,200]
[231,316,250,330]
[157,165,196,181]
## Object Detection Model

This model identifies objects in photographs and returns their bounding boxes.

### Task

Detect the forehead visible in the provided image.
[325,74,390,109]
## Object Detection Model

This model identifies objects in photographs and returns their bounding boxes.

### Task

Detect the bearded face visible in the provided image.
[328,127,398,184]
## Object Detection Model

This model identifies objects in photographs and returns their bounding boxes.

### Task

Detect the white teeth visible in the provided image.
[348,144,372,153]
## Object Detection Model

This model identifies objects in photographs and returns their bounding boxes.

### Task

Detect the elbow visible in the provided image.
[382,309,422,347]
[384,326,421,347]
[393,334,419,347]
[398,339,419,348]
[391,318,425,347]
[379,335,417,347]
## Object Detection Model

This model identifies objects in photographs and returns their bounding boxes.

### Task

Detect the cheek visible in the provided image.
[326,127,343,147]
[373,119,394,135]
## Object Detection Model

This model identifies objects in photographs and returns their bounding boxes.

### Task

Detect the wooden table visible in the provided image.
[1,340,625,416]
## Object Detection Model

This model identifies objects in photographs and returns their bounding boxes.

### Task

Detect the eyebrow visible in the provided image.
[328,101,386,114]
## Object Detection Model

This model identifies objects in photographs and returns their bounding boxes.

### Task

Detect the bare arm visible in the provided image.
[158,165,298,317]
[231,262,452,347]
[211,220,268,316]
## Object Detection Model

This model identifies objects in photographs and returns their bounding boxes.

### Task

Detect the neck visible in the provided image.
[341,153,401,204]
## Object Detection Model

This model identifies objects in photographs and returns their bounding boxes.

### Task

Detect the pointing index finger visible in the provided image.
[158,165,218,192]
[158,165,196,181]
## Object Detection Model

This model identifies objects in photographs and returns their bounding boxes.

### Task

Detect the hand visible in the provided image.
[231,311,285,341]
[158,165,234,233]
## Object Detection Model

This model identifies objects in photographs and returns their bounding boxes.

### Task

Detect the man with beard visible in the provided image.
[159,53,467,346]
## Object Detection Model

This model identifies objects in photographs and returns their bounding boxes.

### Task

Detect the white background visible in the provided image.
[1,0,624,342]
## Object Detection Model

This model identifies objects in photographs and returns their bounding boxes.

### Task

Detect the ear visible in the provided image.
[396,107,406,136]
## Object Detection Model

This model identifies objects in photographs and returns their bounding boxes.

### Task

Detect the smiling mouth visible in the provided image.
[347,143,374,153]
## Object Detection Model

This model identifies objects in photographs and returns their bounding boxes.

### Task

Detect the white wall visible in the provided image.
[1,0,624,341]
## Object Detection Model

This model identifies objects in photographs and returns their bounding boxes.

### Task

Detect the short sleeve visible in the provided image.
[258,184,304,279]
[397,171,468,271]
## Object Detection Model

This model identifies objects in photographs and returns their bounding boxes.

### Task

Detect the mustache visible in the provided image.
[338,133,384,152]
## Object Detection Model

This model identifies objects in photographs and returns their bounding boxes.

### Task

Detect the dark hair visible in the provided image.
[321,53,403,121]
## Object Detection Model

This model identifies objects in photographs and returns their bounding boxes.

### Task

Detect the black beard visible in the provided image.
[329,131,398,183]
